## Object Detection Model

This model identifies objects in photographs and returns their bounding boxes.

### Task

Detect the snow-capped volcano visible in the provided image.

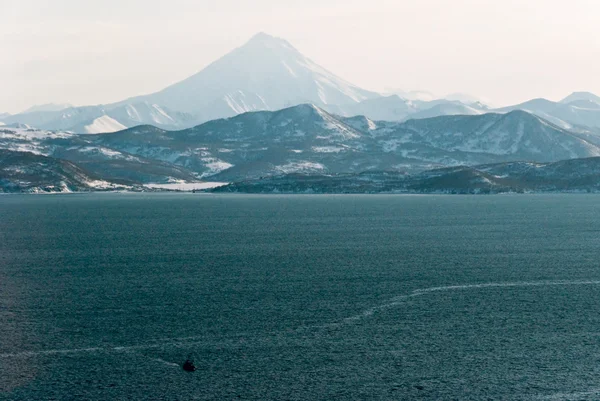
[5,32,600,134]
[1,33,381,133]
[120,32,380,120]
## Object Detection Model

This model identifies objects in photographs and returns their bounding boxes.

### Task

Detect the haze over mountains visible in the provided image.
[2,32,600,193]
[2,33,379,133]
[21,103,74,114]
[3,32,599,134]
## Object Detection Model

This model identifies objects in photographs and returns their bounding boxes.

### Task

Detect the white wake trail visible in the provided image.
[4,280,600,358]
[0,347,104,358]
[0,336,207,359]
[343,279,600,323]
[123,350,181,368]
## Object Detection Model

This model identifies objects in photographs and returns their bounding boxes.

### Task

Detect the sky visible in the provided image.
[1,0,599,113]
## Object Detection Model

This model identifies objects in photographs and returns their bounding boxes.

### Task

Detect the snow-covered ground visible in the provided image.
[276,161,325,174]
[144,182,229,191]
[0,127,73,140]
[83,116,127,134]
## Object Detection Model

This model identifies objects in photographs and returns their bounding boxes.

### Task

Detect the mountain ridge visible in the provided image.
[213,156,600,194]
[0,149,126,193]
[3,105,600,188]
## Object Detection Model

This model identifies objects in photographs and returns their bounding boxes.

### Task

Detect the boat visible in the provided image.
[182,358,196,372]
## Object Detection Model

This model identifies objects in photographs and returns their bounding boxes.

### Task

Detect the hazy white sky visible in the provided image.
[1,0,599,113]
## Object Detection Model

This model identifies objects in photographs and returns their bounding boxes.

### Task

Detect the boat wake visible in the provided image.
[0,347,104,358]
[127,351,180,368]
[0,337,206,360]
[535,387,600,400]
[342,279,600,323]
[3,280,600,360]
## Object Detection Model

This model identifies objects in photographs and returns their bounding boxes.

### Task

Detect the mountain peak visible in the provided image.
[248,32,279,42]
[272,103,327,118]
[244,32,295,50]
[502,109,549,123]
[116,33,379,118]
[560,91,600,104]
[504,109,532,118]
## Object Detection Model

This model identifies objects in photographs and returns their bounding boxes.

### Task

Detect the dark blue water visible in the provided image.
[2,194,600,400]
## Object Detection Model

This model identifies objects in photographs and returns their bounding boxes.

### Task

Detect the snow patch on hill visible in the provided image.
[83,116,127,134]
[277,161,326,174]
[144,181,228,191]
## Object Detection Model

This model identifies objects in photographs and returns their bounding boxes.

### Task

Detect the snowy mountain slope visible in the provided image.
[0,105,111,133]
[563,99,600,110]
[497,98,558,114]
[2,33,380,132]
[51,146,202,184]
[215,157,600,194]
[495,93,600,129]
[407,102,485,120]
[2,123,34,129]
[333,95,418,121]
[0,127,202,184]
[444,93,484,104]
[385,89,436,101]
[0,127,75,155]
[322,95,491,122]
[560,92,600,104]
[76,104,448,180]
[2,106,600,185]
[399,111,600,161]
[107,103,196,128]
[4,29,600,134]
[118,33,380,120]
[83,106,600,179]
[90,104,376,179]
[0,149,124,193]
[0,102,197,134]
[82,116,127,133]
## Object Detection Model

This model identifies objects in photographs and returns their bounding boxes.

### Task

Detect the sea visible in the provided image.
[2,193,600,400]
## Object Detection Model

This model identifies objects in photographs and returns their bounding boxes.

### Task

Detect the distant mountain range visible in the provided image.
[214,157,600,194]
[497,92,600,130]
[21,103,74,114]
[3,104,600,192]
[0,33,379,133]
[0,103,196,134]
[2,32,600,193]
[3,32,599,134]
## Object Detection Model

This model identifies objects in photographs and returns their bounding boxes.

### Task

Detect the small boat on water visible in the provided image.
[183,358,196,372]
